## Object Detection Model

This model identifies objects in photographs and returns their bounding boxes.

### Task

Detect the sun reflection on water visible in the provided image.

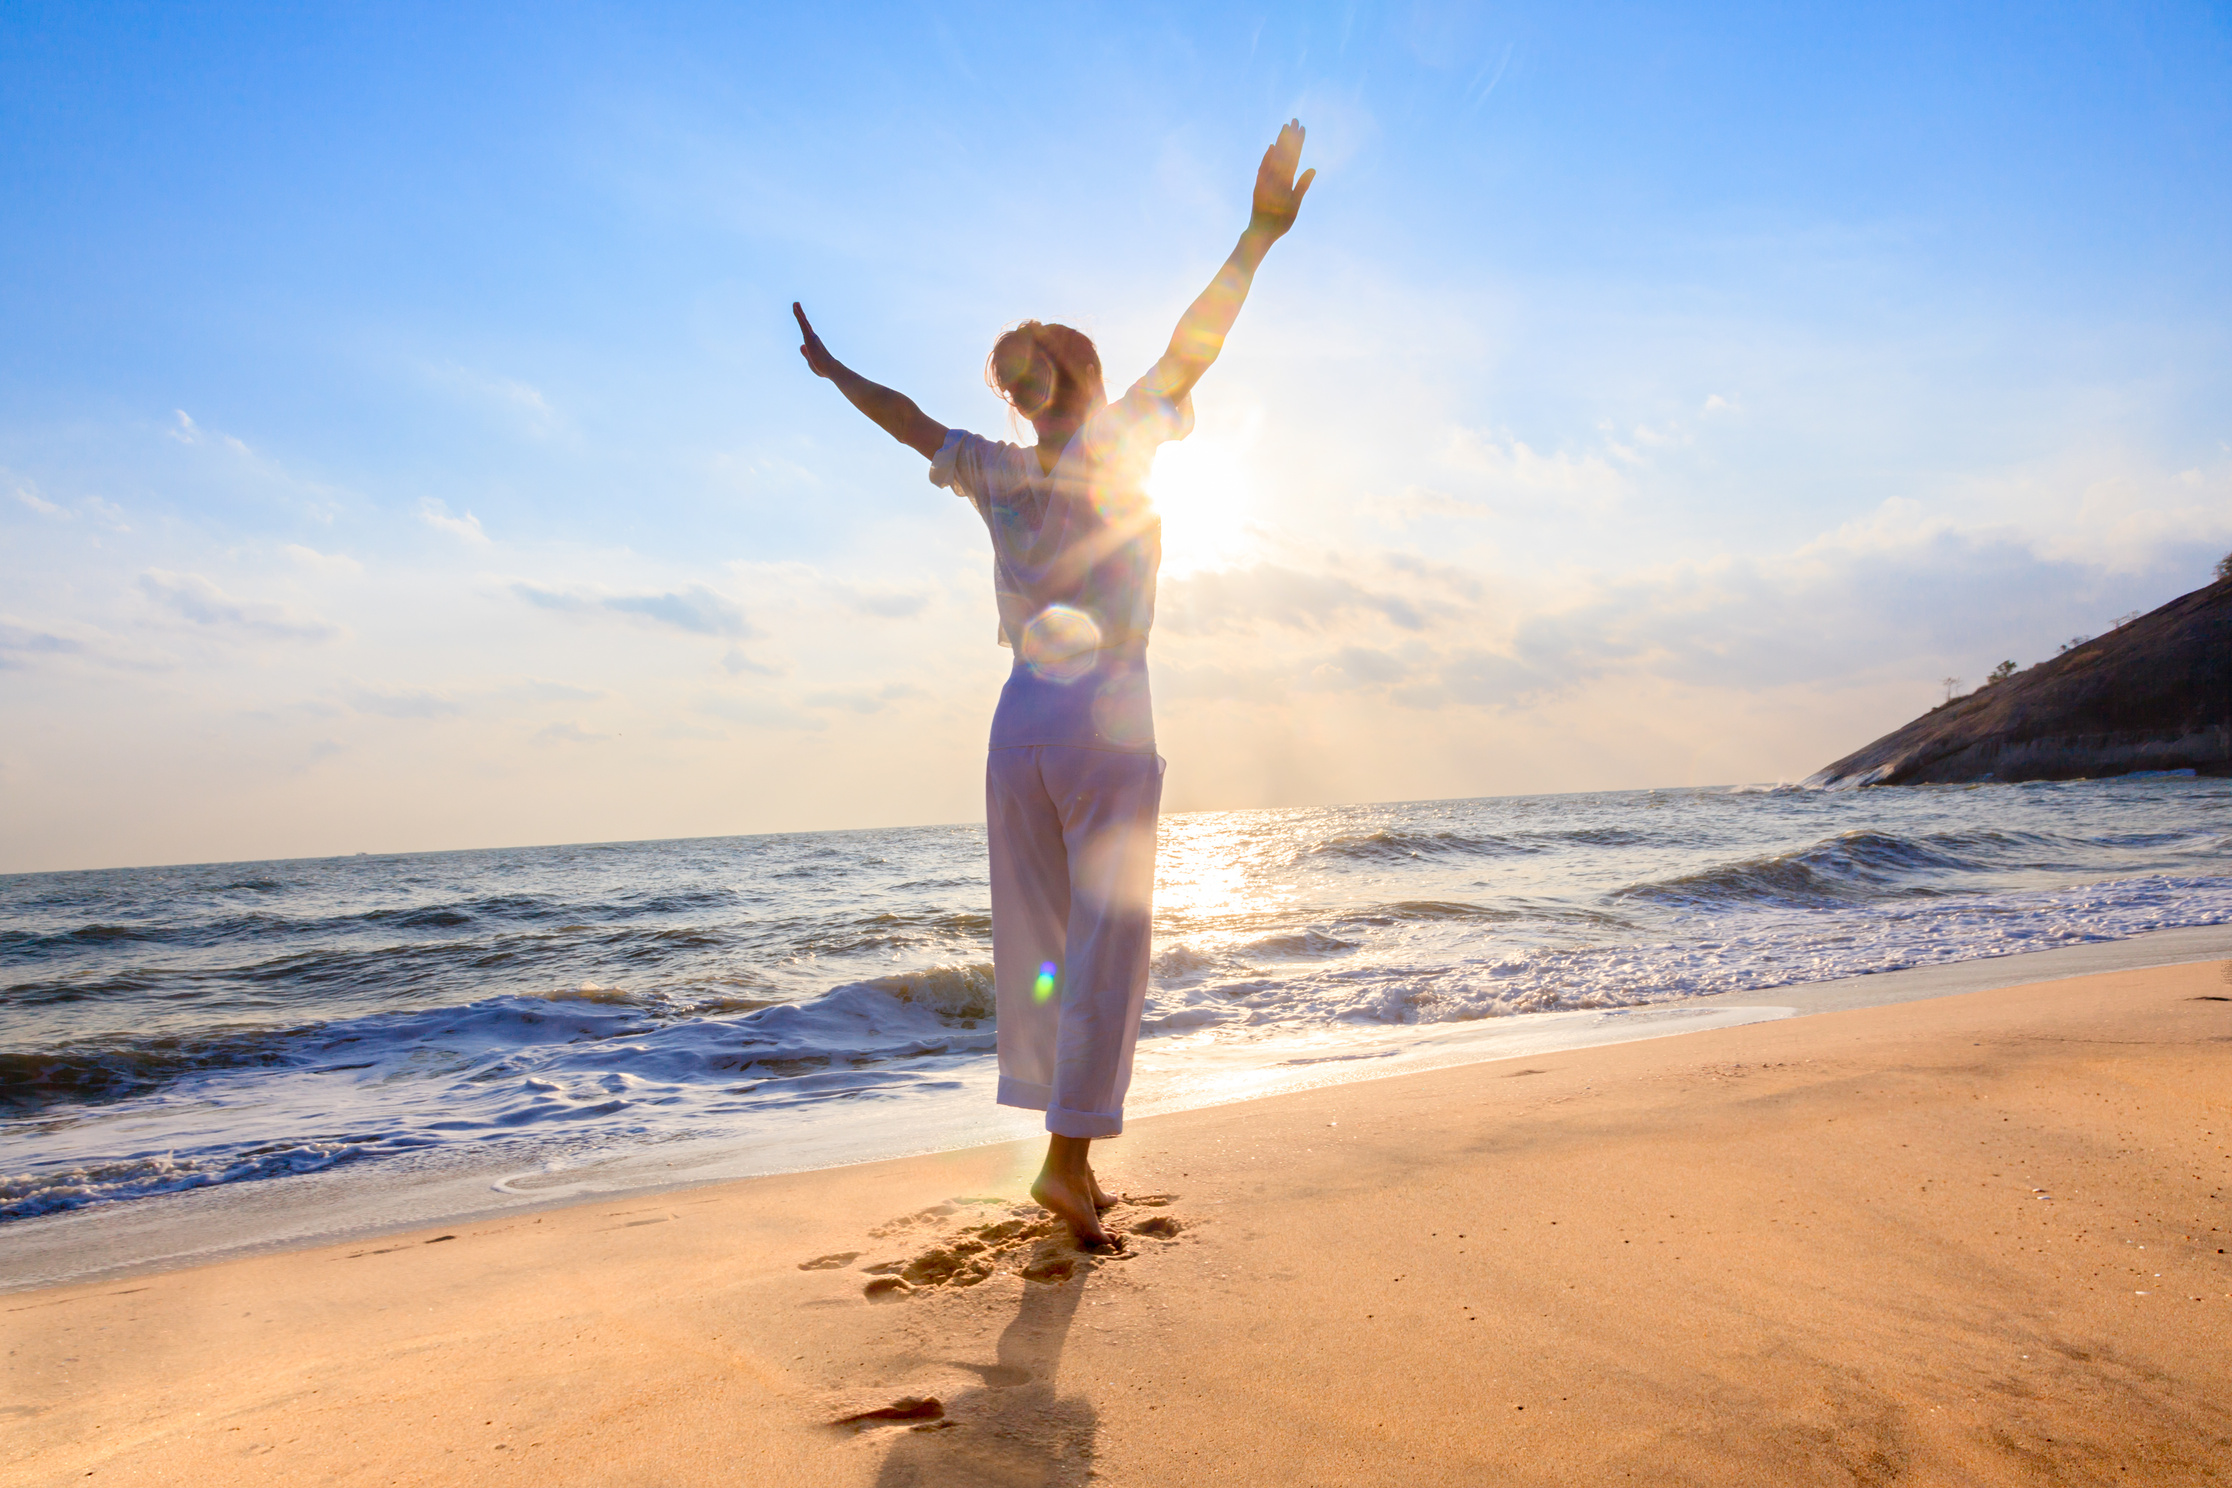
[1154,809,1304,932]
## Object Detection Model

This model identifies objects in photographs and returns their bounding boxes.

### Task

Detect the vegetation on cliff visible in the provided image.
[1806,566,2232,787]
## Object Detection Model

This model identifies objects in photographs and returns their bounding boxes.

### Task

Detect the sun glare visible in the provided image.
[1149,416,1263,576]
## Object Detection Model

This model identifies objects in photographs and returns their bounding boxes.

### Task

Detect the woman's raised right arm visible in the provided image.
[1140,121,1314,406]
[793,302,948,460]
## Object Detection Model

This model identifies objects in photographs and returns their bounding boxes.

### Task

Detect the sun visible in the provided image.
[1148,414,1263,576]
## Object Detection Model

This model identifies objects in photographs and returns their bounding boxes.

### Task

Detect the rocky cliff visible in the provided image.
[1805,576,2232,788]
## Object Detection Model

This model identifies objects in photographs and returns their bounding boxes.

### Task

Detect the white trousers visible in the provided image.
[986,745,1164,1138]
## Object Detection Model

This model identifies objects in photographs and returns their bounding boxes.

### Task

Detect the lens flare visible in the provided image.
[1034,961,1058,1003]
[1089,669,1154,749]
[1019,604,1102,682]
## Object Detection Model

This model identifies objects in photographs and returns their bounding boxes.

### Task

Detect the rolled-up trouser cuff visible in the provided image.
[997,1076,1123,1139]
[998,1075,1052,1111]
[1046,1105,1122,1138]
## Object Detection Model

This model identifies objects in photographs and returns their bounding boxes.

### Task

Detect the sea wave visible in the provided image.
[1617,829,2031,909]
[1303,830,1534,863]
[0,894,713,962]
[1238,928,1359,958]
[0,1035,294,1111]
[0,961,999,1120]
[1624,820,2232,910]
[0,1142,376,1223]
[1533,826,1667,848]
[1335,899,1526,924]
[5,775,2226,1224]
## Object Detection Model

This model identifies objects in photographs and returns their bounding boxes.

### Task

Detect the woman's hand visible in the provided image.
[1249,119,1316,240]
[1144,120,1314,402]
[794,302,841,379]
[792,301,946,459]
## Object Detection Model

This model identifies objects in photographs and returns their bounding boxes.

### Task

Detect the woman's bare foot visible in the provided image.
[1086,1168,1118,1211]
[1032,1134,1114,1247]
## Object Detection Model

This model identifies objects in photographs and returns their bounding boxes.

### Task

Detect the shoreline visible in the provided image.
[4,923,2228,1296]
[9,952,2228,1484]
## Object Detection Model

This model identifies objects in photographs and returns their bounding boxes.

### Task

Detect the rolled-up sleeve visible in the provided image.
[1116,383,1195,445]
[927,429,969,491]
[1160,391,1195,443]
[1084,385,1194,467]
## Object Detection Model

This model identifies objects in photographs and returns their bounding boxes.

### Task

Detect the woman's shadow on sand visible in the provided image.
[871,1273,1098,1488]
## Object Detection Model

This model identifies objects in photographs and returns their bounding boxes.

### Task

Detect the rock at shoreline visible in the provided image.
[1805,576,2232,788]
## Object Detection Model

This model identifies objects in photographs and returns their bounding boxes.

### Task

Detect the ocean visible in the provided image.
[5,774,2229,1232]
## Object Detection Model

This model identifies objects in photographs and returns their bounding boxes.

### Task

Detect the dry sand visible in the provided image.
[7,959,2230,1486]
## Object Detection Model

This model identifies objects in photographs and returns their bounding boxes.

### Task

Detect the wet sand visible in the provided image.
[9,959,2230,1485]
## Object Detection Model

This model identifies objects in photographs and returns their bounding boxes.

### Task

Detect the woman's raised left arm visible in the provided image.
[1141,120,1314,405]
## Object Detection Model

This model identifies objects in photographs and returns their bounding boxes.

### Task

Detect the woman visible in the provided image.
[793,121,1313,1246]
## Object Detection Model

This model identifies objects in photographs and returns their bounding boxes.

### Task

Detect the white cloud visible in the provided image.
[720,646,780,675]
[1381,485,1492,525]
[1158,563,1438,636]
[419,498,490,545]
[0,617,88,668]
[425,364,562,437]
[137,571,343,642]
[803,681,927,714]
[513,581,755,637]
[602,588,748,635]
[4,480,126,528]
[1308,645,1414,689]
[80,496,131,532]
[1441,428,1631,511]
[0,612,172,673]
[828,581,932,619]
[1623,418,1691,451]
[1150,506,2202,725]
[534,720,607,743]
[697,692,827,731]
[347,685,462,719]
[496,679,604,702]
[337,677,603,721]
[157,409,348,521]
[285,544,363,574]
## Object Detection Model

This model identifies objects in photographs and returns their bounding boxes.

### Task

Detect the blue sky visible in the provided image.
[4,1,2229,871]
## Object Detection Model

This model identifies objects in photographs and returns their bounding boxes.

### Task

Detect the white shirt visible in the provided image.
[930,380,1193,654]
[930,382,1192,752]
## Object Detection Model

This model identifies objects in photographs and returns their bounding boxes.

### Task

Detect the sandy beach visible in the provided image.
[9,957,2229,1486]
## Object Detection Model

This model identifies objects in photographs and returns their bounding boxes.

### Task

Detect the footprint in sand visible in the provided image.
[798,1251,862,1271]
[807,1194,1188,1301]
[865,1198,1008,1239]
[828,1395,946,1429]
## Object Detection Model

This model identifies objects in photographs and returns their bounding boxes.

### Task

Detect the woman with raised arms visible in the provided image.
[793,121,1314,1246]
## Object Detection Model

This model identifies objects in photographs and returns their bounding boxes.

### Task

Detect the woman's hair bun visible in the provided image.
[987,321,1103,420]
